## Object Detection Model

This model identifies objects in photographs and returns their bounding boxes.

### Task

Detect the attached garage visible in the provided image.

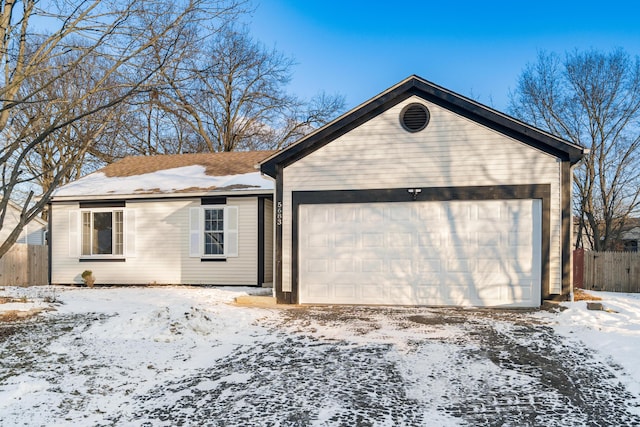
[261,75,586,307]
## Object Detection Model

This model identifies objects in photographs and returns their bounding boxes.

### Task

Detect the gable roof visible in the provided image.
[52,151,277,200]
[260,75,587,177]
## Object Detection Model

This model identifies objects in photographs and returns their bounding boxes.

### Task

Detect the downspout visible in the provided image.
[47,202,52,286]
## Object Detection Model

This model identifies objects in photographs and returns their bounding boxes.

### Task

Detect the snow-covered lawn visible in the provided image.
[0,286,639,426]
[538,292,640,397]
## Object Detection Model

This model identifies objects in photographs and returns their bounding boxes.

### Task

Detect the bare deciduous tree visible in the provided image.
[0,0,241,258]
[509,49,640,250]
[155,26,345,153]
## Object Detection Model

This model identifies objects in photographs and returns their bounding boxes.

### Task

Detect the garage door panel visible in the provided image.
[335,233,357,248]
[446,258,473,273]
[415,286,442,301]
[418,259,441,273]
[334,283,358,298]
[390,259,413,274]
[335,258,356,273]
[306,259,329,273]
[362,206,384,222]
[299,199,541,307]
[390,204,413,221]
[476,258,504,273]
[509,232,532,247]
[389,232,412,247]
[362,258,384,272]
[418,232,442,247]
[477,203,503,219]
[308,207,330,223]
[477,232,503,247]
[362,233,384,247]
[308,233,329,248]
[446,232,475,248]
[442,286,471,305]
[306,282,330,298]
[446,203,471,219]
[418,204,443,220]
[335,206,358,222]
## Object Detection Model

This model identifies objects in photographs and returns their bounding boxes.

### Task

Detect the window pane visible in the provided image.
[204,208,225,255]
[114,211,123,255]
[205,232,224,255]
[82,212,91,256]
[205,208,224,231]
[93,212,113,255]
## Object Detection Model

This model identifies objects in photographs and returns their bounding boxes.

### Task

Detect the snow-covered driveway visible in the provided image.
[0,286,639,426]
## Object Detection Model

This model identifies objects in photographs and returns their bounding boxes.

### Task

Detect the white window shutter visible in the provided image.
[225,206,239,257]
[189,207,202,257]
[125,209,136,257]
[69,211,79,257]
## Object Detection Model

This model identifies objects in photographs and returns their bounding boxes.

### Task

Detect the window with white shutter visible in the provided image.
[190,205,239,259]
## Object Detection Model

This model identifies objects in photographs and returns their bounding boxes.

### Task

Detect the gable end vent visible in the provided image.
[400,103,430,132]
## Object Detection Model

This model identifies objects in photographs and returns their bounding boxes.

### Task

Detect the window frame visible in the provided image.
[203,206,225,258]
[80,208,125,259]
[189,204,238,260]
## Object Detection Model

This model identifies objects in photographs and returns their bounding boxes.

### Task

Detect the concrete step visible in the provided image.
[234,295,278,307]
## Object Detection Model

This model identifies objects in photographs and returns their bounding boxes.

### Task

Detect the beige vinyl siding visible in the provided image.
[264,198,274,284]
[51,197,259,285]
[182,197,258,285]
[281,95,563,295]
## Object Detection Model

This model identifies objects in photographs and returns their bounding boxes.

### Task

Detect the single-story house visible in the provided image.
[260,75,586,307]
[1,200,48,246]
[51,75,586,308]
[49,151,276,286]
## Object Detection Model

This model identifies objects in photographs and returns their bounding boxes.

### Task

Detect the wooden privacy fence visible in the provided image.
[581,251,640,293]
[0,244,48,286]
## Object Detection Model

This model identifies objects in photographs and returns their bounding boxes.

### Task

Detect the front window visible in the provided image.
[204,208,224,255]
[81,210,123,256]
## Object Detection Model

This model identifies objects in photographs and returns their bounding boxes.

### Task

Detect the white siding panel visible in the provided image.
[282,95,563,295]
[51,197,260,286]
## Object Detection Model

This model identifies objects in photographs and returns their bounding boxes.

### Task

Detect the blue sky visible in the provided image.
[245,1,640,112]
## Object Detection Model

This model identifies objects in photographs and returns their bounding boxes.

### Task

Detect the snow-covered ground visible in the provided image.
[0,286,639,426]
[538,292,640,397]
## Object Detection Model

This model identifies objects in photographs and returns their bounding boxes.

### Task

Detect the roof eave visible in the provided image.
[50,188,274,203]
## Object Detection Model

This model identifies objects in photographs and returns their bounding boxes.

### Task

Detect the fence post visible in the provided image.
[573,248,584,289]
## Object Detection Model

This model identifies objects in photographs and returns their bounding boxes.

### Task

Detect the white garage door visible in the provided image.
[299,199,541,307]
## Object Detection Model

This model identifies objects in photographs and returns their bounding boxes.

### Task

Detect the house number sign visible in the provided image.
[276,201,283,226]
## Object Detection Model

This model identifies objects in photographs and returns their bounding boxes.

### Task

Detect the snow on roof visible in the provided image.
[53,151,276,198]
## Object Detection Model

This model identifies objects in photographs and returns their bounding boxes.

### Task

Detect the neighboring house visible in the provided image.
[0,200,47,246]
[260,75,586,308]
[621,226,640,252]
[573,217,640,251]
[49,151,275,286]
